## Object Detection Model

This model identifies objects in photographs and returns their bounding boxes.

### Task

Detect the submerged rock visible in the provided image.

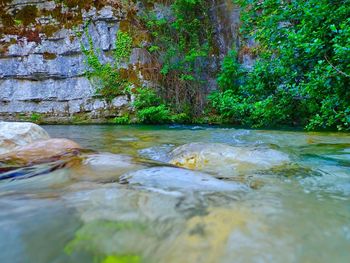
[62,186,184,261]
[71,153,146,182]
[0,138,82,167]
[120,167,248,192]
[0,122,50,154]
[161,207,259,263]
[62,181,247,261]
[169,143,290,176]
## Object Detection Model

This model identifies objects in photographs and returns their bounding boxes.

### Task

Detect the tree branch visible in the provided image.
[324,55,350,78]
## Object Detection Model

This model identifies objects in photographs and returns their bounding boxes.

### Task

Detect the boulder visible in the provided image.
[0,122,50,154]
[0,138,82,166]
[119,167,248,192]
[169,143,290,176]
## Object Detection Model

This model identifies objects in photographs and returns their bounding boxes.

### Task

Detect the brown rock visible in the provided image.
[0,138,82,166]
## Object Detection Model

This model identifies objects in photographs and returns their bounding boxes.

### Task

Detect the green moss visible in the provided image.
[101,255,141,263]
[43,52,57,60]
[62,0,82,9]
[1,13,14,27]
[0,42,9,54]
[15,5,38,26]
[61,0,110,11]
[0,0,123,40]
[15,112,45,123]
[41,24,60,37]
[71,113,91,124]
[65,220,148,255]
[40,4,84,31]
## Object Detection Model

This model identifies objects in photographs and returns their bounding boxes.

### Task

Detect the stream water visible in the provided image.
[1,125,350,263]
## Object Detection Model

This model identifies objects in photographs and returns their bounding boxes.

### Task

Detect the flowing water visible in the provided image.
[1,125,350,263]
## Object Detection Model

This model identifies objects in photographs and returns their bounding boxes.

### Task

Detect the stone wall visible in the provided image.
[0,0,243,123]
[0,1,137,123]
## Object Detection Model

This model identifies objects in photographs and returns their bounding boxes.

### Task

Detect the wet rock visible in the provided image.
[0,122,50,154]
[0,138,82,167]
[161,207,258,263]
[169,143,290,176]
[62,185,241,261]
[64,186,184,223]
[61,184,187,260]
[71,153,146,182]
[120,167,248,192]
[64,187,248,260]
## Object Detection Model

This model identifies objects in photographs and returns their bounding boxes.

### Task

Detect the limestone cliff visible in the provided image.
[0,0,241,123]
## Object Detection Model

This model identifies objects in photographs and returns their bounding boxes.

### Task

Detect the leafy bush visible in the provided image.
[171,112,191,123]
[114,114,130,125]
[29,112,42,123]
[137,105,171,124]
[211,0,350,130]
[133,87,161,110]
[133,87,172,124]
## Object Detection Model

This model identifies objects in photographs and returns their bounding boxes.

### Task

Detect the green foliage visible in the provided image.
[137,105,171,124]
[114,114,130,125]
[29,112,42,123]
[142,0,213,114]
[82,28,133,101]
[217,49,243,92]
[211,0,350,130]
[82,21,192,124]
[133,88,172,124]
[133,87,162,110]
[114,31,132,65]
[171,112,191,123]
[133,87,195,124]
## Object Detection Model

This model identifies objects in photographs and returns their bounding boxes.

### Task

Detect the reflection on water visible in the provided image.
[1,125,350,263]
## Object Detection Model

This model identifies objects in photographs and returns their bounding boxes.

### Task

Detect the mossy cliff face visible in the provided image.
[0,0,242,123]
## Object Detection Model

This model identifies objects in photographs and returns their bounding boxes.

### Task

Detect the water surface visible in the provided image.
[1,125,350,263]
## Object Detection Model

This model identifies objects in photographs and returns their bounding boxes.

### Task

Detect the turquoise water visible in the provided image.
[0,125,350,263]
